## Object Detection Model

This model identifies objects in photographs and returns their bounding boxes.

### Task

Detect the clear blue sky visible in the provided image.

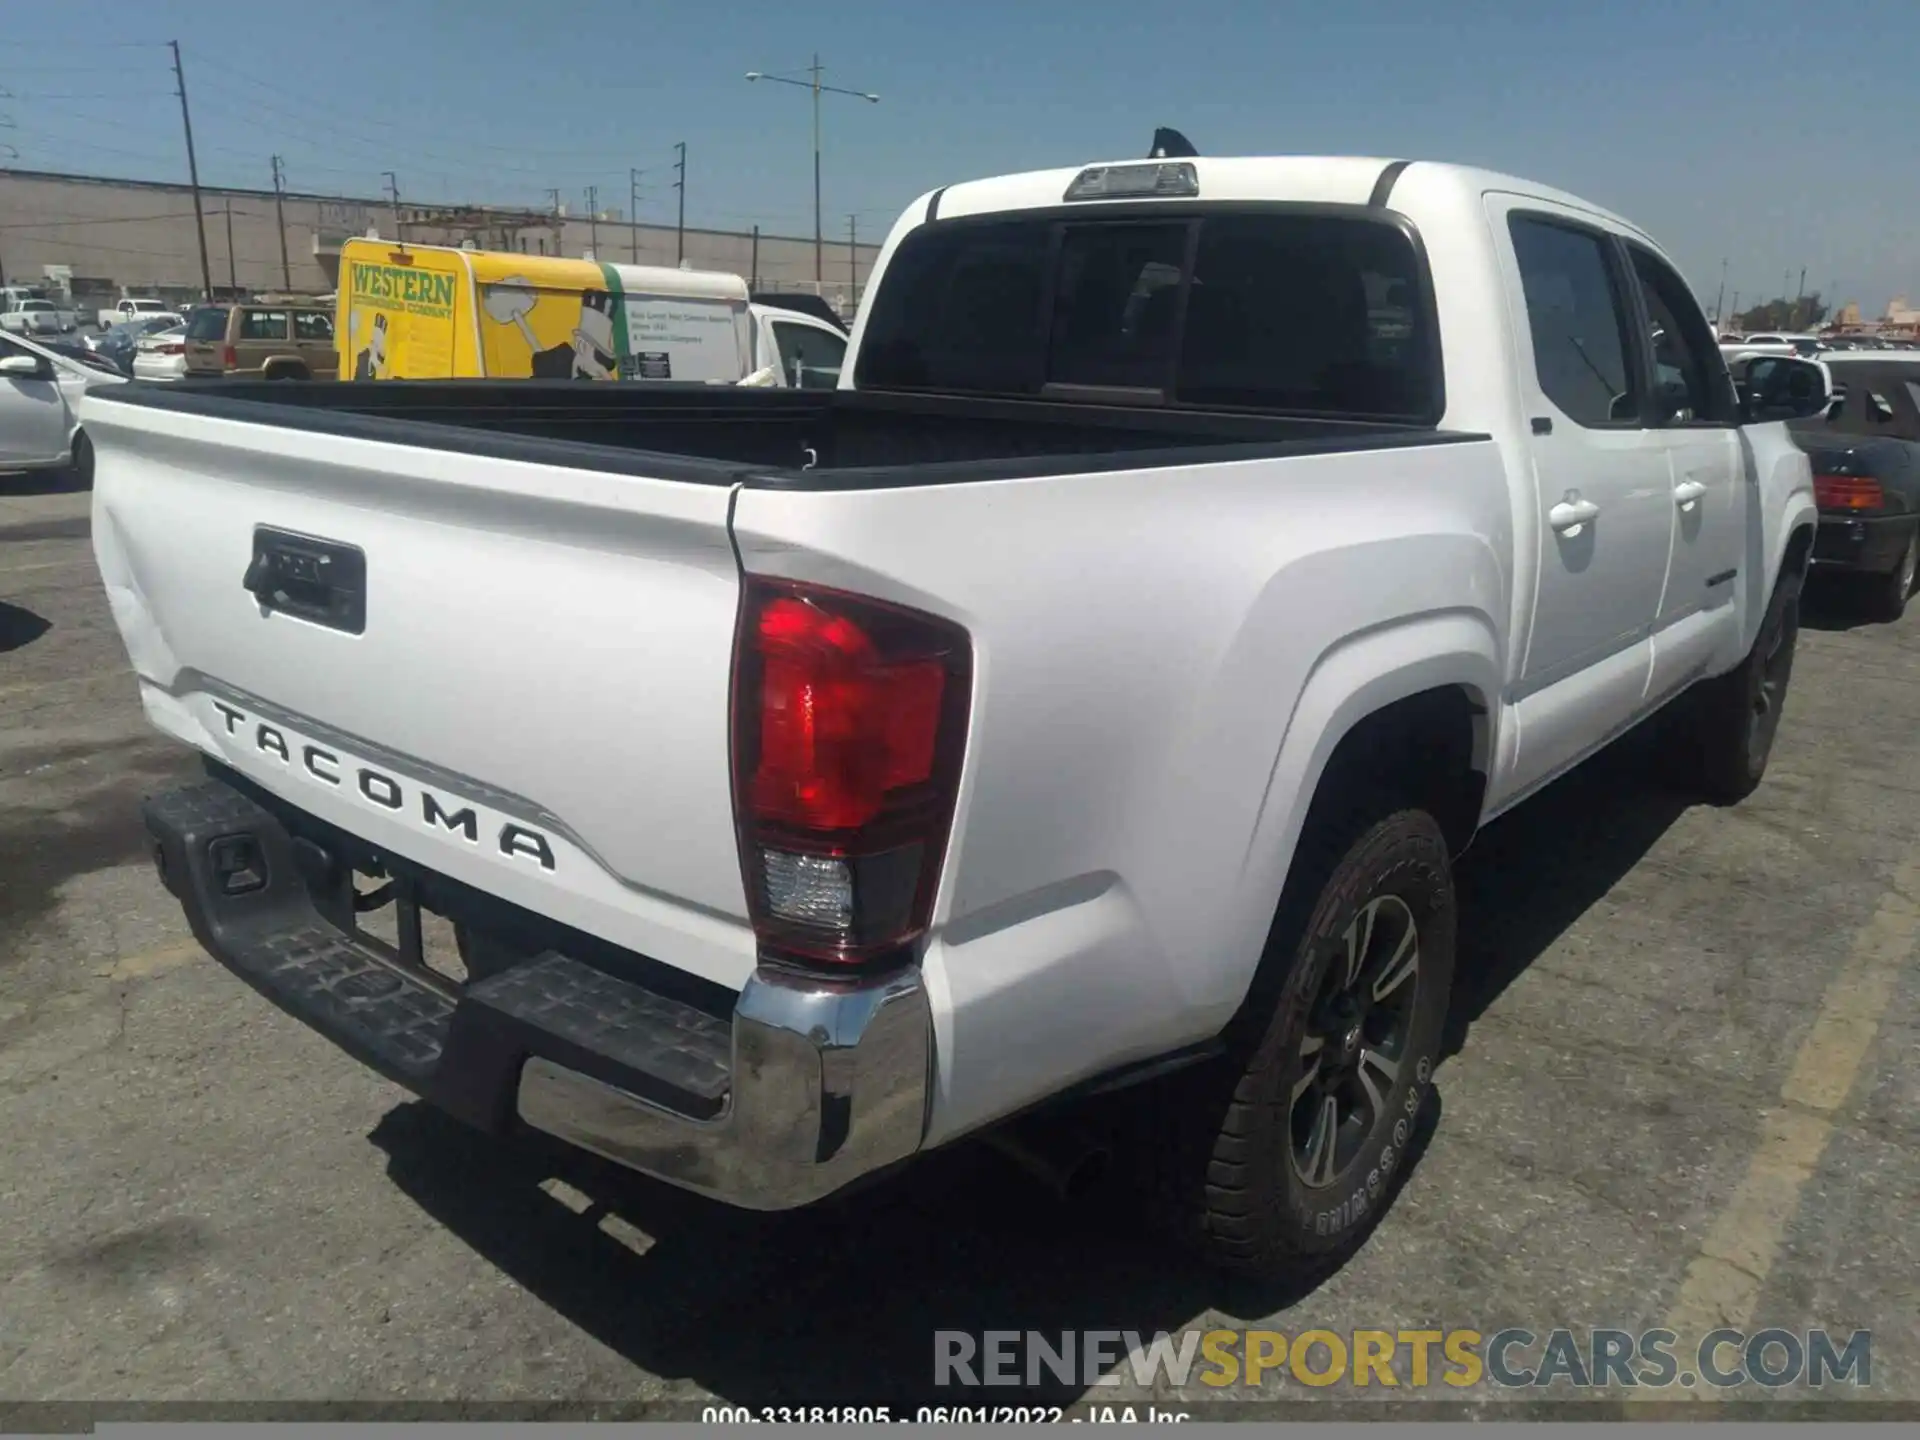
[5,0,1915,315]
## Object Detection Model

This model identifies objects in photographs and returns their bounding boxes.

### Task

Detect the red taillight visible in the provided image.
[222,344,238,368]
[158,343,184,355]
[1814,474,1883,511]
[732,578,971,968]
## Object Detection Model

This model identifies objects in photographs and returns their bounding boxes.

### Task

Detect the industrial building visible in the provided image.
[0,167,881,316]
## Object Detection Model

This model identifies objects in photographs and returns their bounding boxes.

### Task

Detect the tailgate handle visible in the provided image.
[242,527,367,636]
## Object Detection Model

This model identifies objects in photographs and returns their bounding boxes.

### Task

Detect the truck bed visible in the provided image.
[92,378,1480,486]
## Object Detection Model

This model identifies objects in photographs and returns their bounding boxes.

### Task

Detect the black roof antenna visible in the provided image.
[1149,127,1198,159]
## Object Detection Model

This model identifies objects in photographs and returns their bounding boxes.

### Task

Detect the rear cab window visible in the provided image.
[854,208,1441,422]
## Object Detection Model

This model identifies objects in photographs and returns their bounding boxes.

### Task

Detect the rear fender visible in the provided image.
[1221,610,1501,1014]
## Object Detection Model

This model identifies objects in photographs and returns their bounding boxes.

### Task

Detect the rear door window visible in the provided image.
[239,309,289,341]
[855,209,1438,420]
[1507,216,1639,428]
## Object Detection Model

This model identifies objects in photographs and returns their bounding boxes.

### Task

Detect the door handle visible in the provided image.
[1548,498,1600,534]
[1674,479,1707,509]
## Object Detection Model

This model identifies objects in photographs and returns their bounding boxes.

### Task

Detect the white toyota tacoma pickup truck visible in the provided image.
[86,148,1829,1280]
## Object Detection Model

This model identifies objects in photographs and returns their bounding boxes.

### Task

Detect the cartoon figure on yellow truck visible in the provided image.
[351,312,388,380]
[482,278,617,380]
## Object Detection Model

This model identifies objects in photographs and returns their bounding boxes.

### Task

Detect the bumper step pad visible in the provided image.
[142,777,728,1116]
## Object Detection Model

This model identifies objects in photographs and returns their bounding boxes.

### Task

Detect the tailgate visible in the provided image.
[84,390,757,990]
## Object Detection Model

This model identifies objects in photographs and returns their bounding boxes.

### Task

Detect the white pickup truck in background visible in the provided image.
[86,147,1828,1280]
[97,296,176,331]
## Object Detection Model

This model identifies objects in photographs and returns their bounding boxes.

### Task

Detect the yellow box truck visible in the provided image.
[336,240,760,383]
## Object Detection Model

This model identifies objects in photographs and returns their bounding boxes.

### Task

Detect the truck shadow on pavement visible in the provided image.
[1444,725,1693,1058]
[0,600,51,654]
[372,1094,1438,1411]
[1796,572,1892,634]
[368,730,1693,1410]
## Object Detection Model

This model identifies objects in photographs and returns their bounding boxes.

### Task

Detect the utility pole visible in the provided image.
[223,197,236,294]
[383,172,403,243]
[1729,290,1739,328]
[745,57,880,286]
[673,141,686,263]
[169,40,213,301]
[545,188,562,254]
[1713,257,1727,326]
[750,225,759,290]
[1795,266,1806,326]
[629,168,645,263]
[847,213,856,291]
[585,184,598,257]
[270,155,292,290]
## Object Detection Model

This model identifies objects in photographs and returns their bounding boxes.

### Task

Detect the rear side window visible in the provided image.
[1508,216,1638,428]
[239,309,289,341]
[856,210,1437,420]
[294,312,334,341]
[185,307,230,341]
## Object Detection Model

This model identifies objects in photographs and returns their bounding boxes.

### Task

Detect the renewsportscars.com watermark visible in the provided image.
[935,1327,1873,1391]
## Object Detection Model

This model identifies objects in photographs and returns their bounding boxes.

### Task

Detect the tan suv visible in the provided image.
[183,301,338,380]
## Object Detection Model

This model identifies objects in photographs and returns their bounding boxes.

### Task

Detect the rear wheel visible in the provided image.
[1692,562,1802,804]
[1871,524,1918,622]
[1138,801,1455,1280]
[69,431,94,488]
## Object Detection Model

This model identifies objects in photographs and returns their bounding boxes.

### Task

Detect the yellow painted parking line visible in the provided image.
[92,940,205,982]
[0,940,207,1030]
[1647,856,1920,1399]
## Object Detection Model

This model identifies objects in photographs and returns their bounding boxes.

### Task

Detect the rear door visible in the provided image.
[1621,241,1745,700]
[1490,200,1674,793]
[294,310,338,378]
[233,307,292,376]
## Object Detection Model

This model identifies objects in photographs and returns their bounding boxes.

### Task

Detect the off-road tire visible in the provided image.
[1693,562,1802,805]
[69,430,94,489]
[1137,801,1456,1280]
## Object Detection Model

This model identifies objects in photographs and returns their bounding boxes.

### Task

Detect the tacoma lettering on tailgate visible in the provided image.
[209,699,557,871]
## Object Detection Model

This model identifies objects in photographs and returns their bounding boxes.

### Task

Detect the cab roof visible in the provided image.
[919,155,1645,237]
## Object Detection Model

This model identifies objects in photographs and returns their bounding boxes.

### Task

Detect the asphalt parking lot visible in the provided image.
[2,476,1916,1417]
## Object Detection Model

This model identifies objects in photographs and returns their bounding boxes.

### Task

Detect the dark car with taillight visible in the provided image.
[1790,356,1920,619]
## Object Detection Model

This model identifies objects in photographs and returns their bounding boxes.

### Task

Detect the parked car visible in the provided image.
[131,325,190,382]
[1,298,70,338]
[183,301,338,380]
[87,149,1827,1280]
[97,296,175,331]
[1789,353,1920,618]
[89,313,185,373]
[1,287,79,333]
[0,330,123,481]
